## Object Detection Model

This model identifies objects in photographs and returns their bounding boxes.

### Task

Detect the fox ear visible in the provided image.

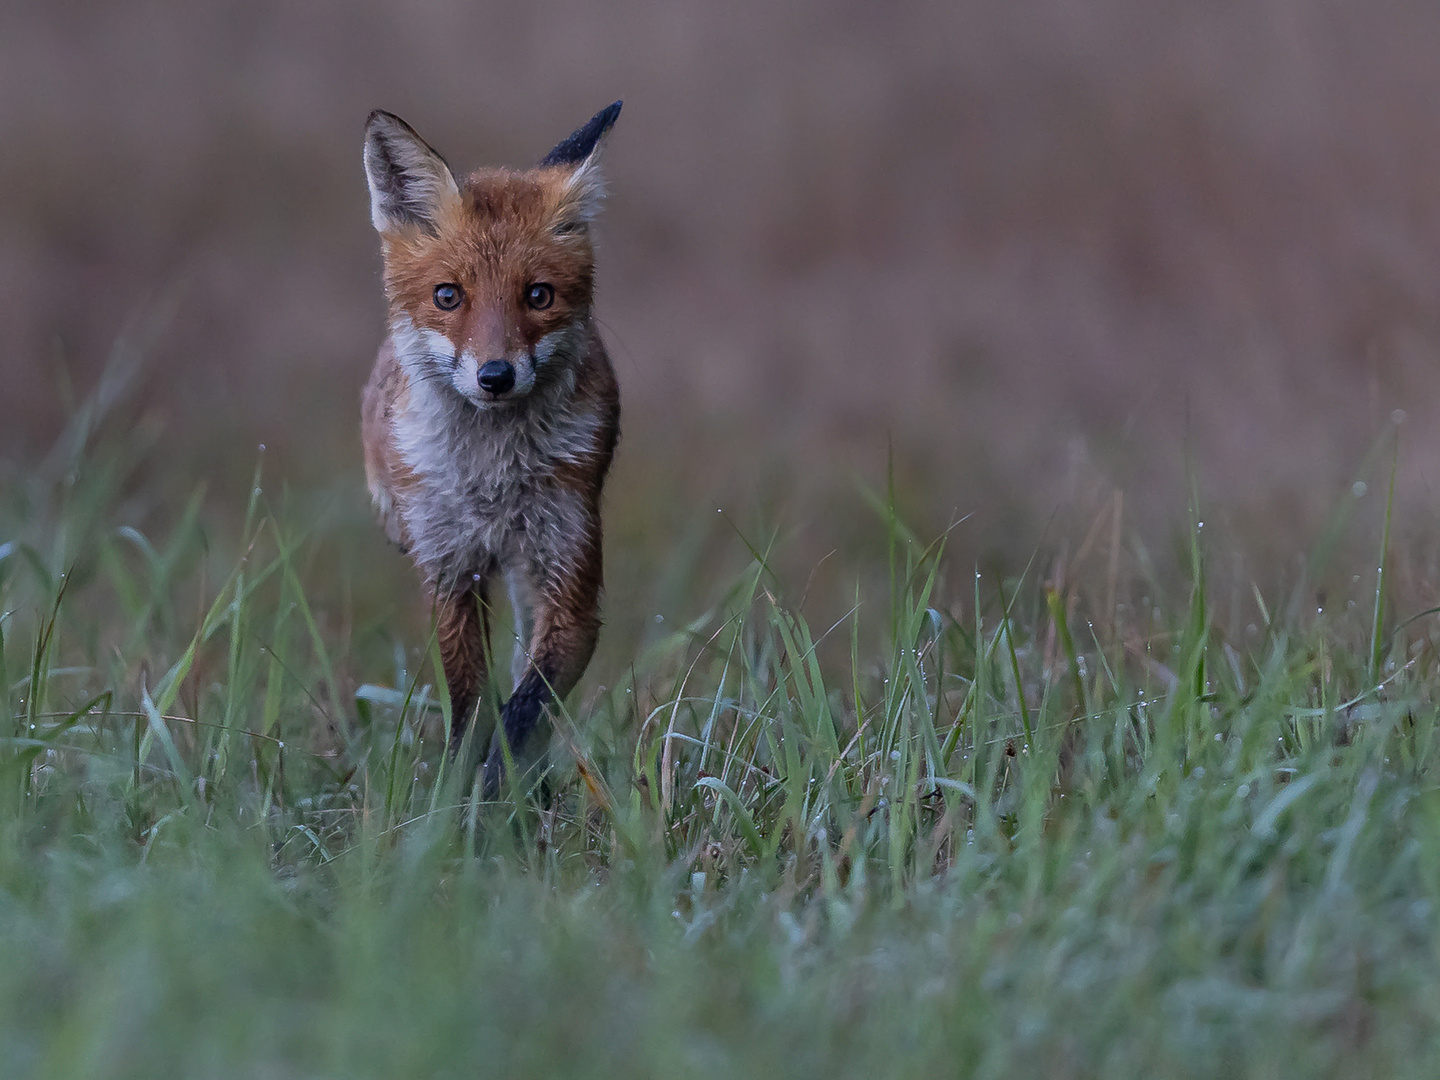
[364,111,461,234]
[542,101,621,230]
[539,100,622,168]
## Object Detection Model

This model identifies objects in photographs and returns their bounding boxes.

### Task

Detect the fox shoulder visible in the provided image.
[361,338,414,550]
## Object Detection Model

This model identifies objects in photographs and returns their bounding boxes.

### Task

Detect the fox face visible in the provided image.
[364,105,618,409]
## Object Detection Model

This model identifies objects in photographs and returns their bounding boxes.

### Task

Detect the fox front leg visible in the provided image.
[482,535,602,797]
[436,580,493,757]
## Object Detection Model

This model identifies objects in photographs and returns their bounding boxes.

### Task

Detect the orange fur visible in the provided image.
[360,105,622,794]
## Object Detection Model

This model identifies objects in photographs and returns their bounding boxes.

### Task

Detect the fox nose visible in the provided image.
[478,360,516,395]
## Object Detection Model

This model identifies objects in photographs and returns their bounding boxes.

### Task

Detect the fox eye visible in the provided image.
[525,283,555,311]
[433,283,463,311]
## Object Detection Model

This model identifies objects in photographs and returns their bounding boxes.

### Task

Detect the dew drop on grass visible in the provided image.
[1393,409,1407,425]
[654,614,664,624]
[472,573,481,582]
[258,443,266,452]
[1353,481,1367,498]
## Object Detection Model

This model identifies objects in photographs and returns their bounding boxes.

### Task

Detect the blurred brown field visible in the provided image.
[4,0,1440,640]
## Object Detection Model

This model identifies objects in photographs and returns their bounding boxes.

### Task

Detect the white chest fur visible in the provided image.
[392,370,600,591]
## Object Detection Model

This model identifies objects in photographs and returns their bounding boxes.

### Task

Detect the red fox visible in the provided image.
[360,102,622,795]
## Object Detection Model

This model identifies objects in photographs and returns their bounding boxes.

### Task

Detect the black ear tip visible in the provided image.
[593,101,622,140]
[539,100,625,167]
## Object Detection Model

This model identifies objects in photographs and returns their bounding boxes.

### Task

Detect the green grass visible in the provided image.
[3,400,1440,1078]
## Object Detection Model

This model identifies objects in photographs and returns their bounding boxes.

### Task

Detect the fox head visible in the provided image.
[364,102,621,408]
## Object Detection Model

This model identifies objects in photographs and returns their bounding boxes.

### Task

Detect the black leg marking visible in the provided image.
[502,669,553,748]
[482,668,554,797]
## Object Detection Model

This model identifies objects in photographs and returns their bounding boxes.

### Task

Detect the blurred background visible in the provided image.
[4,0,1440,644]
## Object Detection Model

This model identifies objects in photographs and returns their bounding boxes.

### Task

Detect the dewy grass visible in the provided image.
[4,394,1440,1076]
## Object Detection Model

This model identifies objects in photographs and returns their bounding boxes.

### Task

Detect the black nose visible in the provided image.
[478,360,515,395]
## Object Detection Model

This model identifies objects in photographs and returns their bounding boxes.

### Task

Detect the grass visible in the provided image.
[3,393,1440,1078]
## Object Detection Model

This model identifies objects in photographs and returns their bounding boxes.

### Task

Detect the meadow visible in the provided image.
[7,2,1440,1077]
[1,361,1438,1080]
